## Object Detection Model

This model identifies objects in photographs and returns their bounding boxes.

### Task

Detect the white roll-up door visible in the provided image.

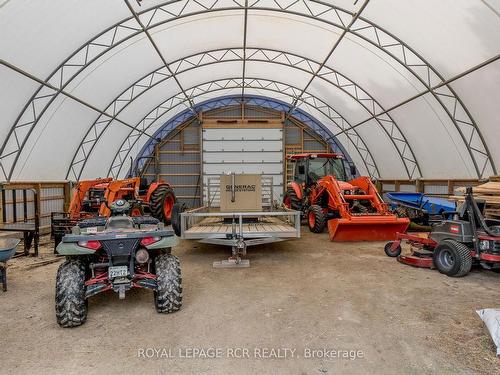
[202,125,283,204]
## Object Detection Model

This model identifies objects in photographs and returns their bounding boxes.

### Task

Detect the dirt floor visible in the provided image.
[1,231,499,375]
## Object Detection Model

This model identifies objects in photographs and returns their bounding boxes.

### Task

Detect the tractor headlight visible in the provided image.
[479,240,490,250]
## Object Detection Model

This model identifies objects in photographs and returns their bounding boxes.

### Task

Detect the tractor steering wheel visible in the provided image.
[308,171,320,181]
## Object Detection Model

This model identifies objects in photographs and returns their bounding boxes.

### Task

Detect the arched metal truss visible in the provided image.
[123,94,365,179]
[1,0,495,181]
[131,95,361,177]
[107,79,379,179]
[67,47,417,181]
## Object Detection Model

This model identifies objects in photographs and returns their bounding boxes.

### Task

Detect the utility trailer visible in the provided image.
[172,174,301,268]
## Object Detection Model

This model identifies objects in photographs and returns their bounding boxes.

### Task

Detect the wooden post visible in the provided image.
[416,179,423,193]
[63,181,71,211]
[447,179,454,195]
[36,183,42,224]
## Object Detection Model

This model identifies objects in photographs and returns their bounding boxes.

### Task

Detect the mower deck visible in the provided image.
[390,232,437,268]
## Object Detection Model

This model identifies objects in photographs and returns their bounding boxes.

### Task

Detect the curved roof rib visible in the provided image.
[67,47,416,180]
[0,0,497,181]
[107,79,379,179]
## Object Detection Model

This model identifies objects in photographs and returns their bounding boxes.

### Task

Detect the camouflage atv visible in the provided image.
[55,199,181,327]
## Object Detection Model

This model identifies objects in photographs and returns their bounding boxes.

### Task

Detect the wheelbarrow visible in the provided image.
[0,238,21,291]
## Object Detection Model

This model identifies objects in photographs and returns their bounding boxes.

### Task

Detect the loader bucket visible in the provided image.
[327,216,410,241]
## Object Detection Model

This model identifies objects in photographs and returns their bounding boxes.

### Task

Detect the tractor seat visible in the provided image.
[105,216,135,230]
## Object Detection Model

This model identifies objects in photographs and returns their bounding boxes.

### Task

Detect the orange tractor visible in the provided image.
[51,177,175,248]
[66,177,112,220]
[283,153,409,241]
[97,177,175,221]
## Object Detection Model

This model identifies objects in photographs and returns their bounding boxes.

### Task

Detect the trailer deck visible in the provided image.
[181,207,300,240]
[177,175,301,267]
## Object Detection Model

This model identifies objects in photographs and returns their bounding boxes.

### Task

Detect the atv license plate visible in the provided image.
[108,266,128,279]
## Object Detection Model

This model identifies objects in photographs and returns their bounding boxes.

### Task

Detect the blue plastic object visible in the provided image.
[0,238,20,262]
[385,192,455,215]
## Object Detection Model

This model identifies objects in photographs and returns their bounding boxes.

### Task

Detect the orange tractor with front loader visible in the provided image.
[51,177,175,248]
[283,153,409,241]
[97,177,175,221]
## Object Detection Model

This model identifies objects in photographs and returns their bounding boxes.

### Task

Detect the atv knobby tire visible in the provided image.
[155,254,182,313]
[308,205,326,233]
[171,202,187,237]
[55,259,88,327]
[150,185,176,225]
[433,239,472,277]
[284,188,302,212]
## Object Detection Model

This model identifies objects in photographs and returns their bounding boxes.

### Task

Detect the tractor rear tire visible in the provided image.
[308,205,326,233]
[171,202,187,237]
[384,241,402,257]
[150,185,176,225]
[433,239,472,277]
[154,254,182,313]
[55,259,88,328]
[284,188,302,212]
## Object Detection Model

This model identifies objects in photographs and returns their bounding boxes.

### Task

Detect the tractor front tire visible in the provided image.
[150,185,176,225]
[308,205,326,233]
[55,259,88,328]
[154,254,182,313]
[284,188,302,212]
[433,240,472,277]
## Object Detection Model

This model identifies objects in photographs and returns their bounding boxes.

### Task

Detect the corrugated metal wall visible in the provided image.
[202,126,284,201]
[142,120,202,208]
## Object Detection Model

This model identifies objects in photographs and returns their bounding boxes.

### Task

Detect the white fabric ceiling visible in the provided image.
[0,0,498,181]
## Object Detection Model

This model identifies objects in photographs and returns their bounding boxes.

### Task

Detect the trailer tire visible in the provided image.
[55,259,87,328]
[433,240,472,277]
[154,254,182,313]
[284,188,302,211]
[308,205,326,233]
[171,202,187,237]
[384,241,402,257]
[150,185,176,225]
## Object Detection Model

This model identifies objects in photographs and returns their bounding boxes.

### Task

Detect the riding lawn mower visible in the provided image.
[384,187,500,277]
